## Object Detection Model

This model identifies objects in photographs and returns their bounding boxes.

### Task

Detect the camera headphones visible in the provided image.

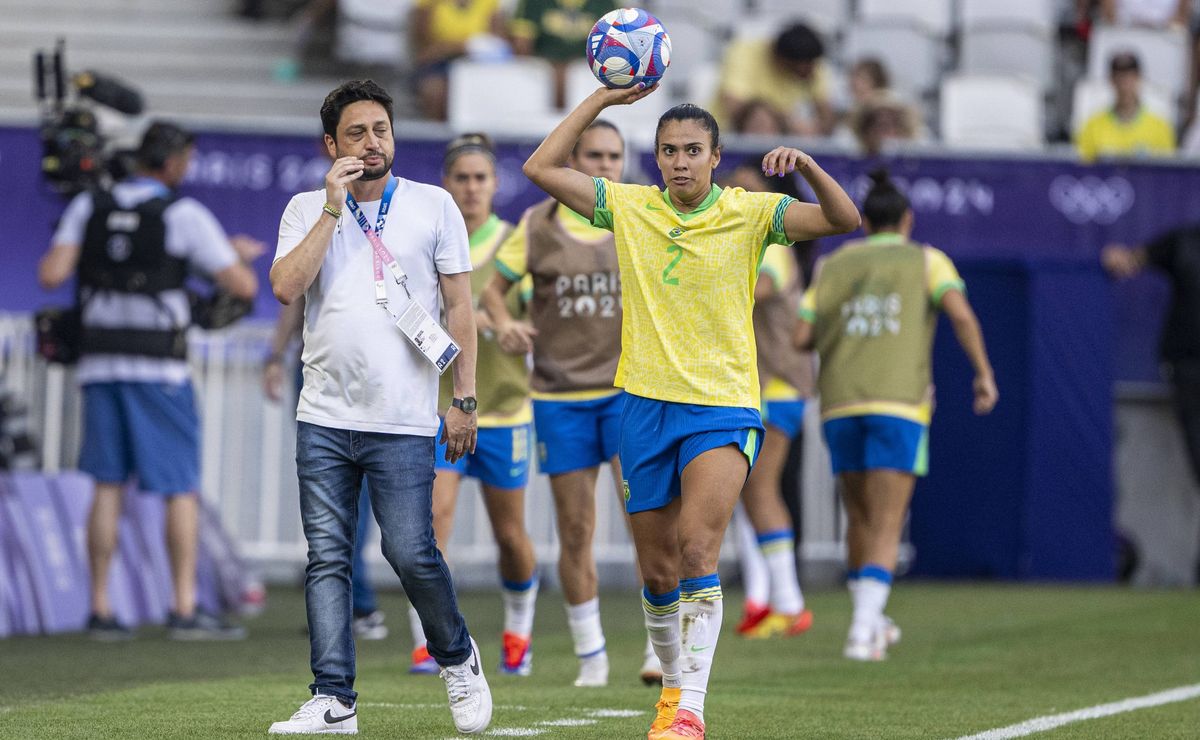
[136,121,194,170]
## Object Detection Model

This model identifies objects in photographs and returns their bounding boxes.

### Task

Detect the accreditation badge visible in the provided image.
[396,300,460,374]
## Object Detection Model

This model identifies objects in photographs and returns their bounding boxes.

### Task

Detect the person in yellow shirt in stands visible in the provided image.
[1075,52,1176,162]
[713,22,835,137]
[410,0,508,121]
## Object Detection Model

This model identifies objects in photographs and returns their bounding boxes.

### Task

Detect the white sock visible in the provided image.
[733,505,769,608]
[849,565,892,644]
[502,577,538,637]
[566,597,606,657]
[759,530,804,614]
[408,603,426,650]
[678,575,723,723]
[642,587,681,689]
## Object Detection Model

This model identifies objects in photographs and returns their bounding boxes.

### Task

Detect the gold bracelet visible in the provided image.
[322,203,342,220]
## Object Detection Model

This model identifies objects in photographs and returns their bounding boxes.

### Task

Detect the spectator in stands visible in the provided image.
[1103,227,1200,581]
[849,94,922,156]
[848,58,890,110]
[731,99,792,136]
[510,0,616,110]
[410,0,509,121]
[37,121,261,641]
[1075,52,1176,162]
[714,21,835,137]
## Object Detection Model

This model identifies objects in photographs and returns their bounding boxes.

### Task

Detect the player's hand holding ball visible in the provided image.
[586,8,670,106]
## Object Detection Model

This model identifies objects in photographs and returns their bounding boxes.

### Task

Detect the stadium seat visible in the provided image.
[649,7,720,80]
[1070,78,1175,136]
[447,59,558,136]
[940,75,1045,150]
[857,0,954,36]
[961,0,1056,34]
[1086,25,1190,100]
[960,28,1055,91]
[751,0,852,37]
[336,0,411,66]
[843,23,945,97]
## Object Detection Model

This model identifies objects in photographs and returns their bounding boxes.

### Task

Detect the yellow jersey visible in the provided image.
[1075,107,1176,163]
[592,177,795,409]
[415,0,499,46]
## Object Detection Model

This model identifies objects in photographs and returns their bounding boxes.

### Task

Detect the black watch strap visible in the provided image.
[452,396,477,413]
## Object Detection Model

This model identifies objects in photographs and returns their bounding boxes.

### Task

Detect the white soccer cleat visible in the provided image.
[879,615,901,646]
[440,637,492,735]
[843,625,888,662]
[268,694,358,735]
[574,651,609,687]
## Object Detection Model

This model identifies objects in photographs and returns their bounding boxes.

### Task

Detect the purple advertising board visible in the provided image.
[2,124,1197,382]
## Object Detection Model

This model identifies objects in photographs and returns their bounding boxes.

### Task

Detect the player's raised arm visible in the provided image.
[523,84,657,219]
[760,147,860,241]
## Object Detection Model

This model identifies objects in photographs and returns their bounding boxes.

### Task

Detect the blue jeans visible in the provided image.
[351,482,377,617]
[296,421,472,703]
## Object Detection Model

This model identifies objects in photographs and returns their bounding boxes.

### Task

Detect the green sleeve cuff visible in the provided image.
[769,195,798,245]
[797,307,816,322]
[931,280,965,307]
[592,207,615,231]
[493,259,523,283]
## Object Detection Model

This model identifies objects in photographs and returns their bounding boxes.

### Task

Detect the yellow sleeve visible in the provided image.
[493,215,529,281]
[593,178,642,231]
[810,60,832,102]
[1151,117,1178,154]
[798,287,816,322]
[758,243,795,288]
[925,247,965,307]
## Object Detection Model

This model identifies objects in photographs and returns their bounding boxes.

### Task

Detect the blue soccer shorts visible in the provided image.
[79,381,200,494]
[762,399,807,440]
[822,414,929,476]
[619,393,764,514]
[533,392,624,476]
[436,421,532,490]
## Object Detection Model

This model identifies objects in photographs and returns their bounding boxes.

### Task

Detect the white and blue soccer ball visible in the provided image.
[586,8,671,89]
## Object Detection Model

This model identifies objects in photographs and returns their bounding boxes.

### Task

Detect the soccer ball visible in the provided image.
[586,8,671,89]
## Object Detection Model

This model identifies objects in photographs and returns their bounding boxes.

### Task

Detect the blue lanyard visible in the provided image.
[344,178,409,306]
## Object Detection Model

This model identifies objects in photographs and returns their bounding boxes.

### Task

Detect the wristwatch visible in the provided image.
[452,396,477,413]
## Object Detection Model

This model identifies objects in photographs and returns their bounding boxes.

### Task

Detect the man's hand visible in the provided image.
[263,357,286,402]
[230,234,266,263]
[440,406,478,463]
[496,319,538,355]
[973,373,999,415]
[325,156,365,208]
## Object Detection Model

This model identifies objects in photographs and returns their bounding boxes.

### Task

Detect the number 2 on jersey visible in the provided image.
[662,244,683,285]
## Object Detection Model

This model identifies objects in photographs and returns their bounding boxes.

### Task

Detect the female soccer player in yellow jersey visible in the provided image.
[524,83,860,740]
[407,134,541,677]
[794,170,998,662]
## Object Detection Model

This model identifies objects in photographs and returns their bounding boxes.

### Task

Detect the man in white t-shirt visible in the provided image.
[266,80,492,737]
[38,121,261,642]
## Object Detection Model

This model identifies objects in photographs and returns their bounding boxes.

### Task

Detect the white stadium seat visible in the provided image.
[940,75,1045,150]
[961,28,1055,91]
[843,23,945,97]
[336,0,411,65]
[1070,78,1175,136]
[857,0,954,36]
[751,0,852,37]
[447,58,558,136]
[960,0,1056,34]
[1087,25,1190,100]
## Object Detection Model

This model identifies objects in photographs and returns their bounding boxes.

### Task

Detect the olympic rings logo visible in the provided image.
[1048,175,1135,224]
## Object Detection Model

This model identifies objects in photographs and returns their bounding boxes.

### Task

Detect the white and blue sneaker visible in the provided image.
[268,694,358,735]
[440,637,492,735]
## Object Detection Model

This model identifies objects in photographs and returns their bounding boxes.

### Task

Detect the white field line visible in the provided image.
[952,683,1200,740]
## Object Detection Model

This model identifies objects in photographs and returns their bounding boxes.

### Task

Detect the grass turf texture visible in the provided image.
[0,585,1196,739]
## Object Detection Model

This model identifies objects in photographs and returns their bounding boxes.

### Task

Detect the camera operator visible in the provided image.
[37,120,262,641]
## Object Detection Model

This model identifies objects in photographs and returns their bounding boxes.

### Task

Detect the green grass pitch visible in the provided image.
[1,584,1196,739]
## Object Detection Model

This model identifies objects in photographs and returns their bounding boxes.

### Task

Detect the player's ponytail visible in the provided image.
[861,168,909,231]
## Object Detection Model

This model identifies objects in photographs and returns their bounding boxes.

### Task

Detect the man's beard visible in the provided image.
[359,152,393,181]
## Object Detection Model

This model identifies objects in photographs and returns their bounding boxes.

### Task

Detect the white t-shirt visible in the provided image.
[274,178,471,436]
[50,177,239,385]
[1116,0,1186,27]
